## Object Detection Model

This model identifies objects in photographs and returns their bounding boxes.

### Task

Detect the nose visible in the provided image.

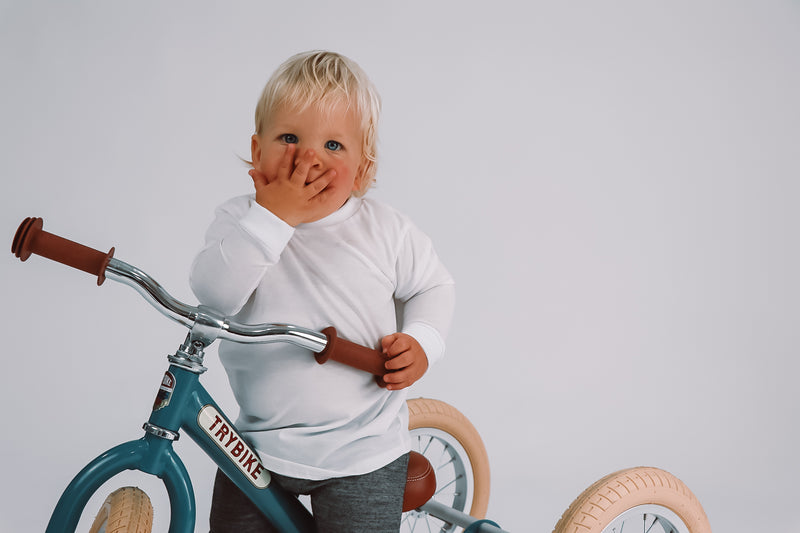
[294,147,323,169]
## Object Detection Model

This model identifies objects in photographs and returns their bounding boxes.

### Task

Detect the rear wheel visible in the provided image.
[402,398,491,533]
[552,466,711,533]
[88,486,153,533]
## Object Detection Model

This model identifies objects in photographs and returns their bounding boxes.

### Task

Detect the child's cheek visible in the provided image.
[330,161,353,185]
[256,153,279,183]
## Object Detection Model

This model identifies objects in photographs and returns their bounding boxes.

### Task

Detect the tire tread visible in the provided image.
[552,467,711,533]
[88,486,153,533]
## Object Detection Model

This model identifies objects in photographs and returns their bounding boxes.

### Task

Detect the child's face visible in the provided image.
[251,100,364,221]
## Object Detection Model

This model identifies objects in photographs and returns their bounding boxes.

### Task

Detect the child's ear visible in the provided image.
[352,165,363,191]
[352,157,369,193]
[251,135,262,168]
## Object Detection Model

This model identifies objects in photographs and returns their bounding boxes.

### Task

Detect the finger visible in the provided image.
[385,337,412,358]
[276,144,296,180]
[306,169,337,197]
[381,333,399,353]
[249,168,269,188]
[384,351,413,371]
[383,367,418,390]
[290,149,316,184]
[384,359,420,383]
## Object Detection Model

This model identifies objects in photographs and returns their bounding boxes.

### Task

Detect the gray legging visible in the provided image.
[210,453,409,533]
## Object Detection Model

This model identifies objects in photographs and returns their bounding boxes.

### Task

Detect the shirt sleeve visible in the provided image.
[189,195,294,315]
[394,222,455,366]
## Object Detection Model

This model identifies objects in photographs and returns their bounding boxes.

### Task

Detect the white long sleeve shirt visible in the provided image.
[190,194,454,479]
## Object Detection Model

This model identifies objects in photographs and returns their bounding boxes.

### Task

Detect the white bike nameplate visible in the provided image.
[198,405,271,488]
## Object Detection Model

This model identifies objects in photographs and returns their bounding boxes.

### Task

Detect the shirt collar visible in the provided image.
[296,196,362,230]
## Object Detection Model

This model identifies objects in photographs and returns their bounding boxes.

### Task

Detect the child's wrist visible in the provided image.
[255,199,301,227]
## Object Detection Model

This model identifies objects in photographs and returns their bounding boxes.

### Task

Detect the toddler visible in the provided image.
[190,50,454,532]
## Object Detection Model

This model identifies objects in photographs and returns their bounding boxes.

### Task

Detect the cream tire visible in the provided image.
[553,466,711,533]
[88,486,153,533]
[403,398,491,532]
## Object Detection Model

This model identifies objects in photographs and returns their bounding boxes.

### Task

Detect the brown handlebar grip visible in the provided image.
[315,326,389,377]
[12,217,115,286]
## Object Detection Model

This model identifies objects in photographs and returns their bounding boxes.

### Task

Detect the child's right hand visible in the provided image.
[250,144,338,226]
[380,333,429,391]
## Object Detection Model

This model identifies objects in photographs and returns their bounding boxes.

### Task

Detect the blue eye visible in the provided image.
[281,134,298,144]
[325,140,342,151]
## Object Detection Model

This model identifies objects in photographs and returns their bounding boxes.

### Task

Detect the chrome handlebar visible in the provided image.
[13,217,386,376]
[105,257,329,353]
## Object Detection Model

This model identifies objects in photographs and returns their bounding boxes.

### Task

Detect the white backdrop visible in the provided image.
[1,2,798,532]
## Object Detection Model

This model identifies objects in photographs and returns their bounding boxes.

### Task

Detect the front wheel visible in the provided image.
[552,466,711,533]
[88,486,153,533]
[403,398,491,533]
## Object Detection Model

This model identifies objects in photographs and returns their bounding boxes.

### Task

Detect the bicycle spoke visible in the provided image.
[643,514,656,533]
[406,512,418,532]
[435,455,457,472]
[417,435,434,456]
[435,476,459,496]
[437,443,449,465]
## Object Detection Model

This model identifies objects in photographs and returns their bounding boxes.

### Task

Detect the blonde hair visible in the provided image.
[254,51,381,196]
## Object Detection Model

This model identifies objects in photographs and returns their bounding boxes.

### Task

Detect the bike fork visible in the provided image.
[45,434,195,533]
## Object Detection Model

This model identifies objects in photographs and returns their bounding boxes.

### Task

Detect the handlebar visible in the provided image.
[12,217,388,376]
[13,217,115,285]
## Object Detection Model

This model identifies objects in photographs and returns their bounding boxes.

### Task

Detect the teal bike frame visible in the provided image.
[46,360,316,533]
